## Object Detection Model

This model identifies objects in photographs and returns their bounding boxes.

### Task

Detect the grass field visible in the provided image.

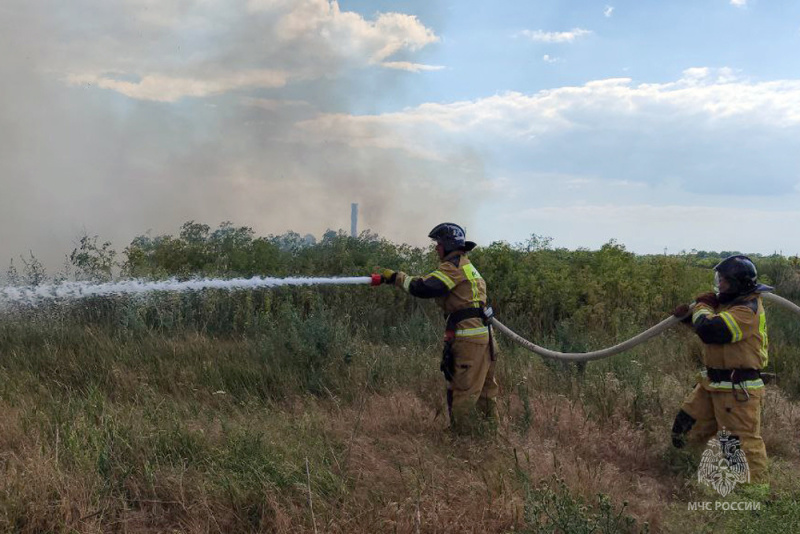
[1,230,799,532]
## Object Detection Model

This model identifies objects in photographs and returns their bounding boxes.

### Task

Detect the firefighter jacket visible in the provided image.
[393,251,489,341]
[691,293,769,390]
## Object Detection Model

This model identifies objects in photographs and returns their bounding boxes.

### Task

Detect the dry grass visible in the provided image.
[2,376,800,533]
[1,311,799,534]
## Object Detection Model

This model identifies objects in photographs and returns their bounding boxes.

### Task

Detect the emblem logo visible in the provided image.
[698,429,750,497]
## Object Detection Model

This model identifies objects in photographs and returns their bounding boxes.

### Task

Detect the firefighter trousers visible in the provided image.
[446,337,499,434]
[680,382,767,484]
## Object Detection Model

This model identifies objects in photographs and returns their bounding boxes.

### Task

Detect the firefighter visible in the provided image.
[671,255,772,488]
[379,223,498,434]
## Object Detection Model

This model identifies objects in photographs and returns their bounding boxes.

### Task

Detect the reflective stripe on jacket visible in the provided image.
[394,251,489,340]
[691,294,769,375]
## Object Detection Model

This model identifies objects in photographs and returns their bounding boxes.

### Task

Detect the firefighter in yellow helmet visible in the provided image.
[671,255,772,489]
[379,223,499,433]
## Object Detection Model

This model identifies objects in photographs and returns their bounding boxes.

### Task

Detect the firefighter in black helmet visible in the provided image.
[380,223,498,433]
[672,255,772,491]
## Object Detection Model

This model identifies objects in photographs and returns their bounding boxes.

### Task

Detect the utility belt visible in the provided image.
[705,367,761,383]
[703,367,763,402]
[440,305,496,381]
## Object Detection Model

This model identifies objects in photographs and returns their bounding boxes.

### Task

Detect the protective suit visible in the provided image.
[672,255,771,485]
[386,223,498,433]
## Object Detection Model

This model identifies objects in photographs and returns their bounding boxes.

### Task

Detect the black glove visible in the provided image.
[671,410,696,449]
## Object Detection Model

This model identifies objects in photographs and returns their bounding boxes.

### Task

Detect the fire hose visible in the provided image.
[487,293,800,362]
[369,275,800,363]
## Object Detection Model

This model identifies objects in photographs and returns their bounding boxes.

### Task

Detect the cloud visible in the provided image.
[560,177,643,190]
[730,0,747,6]
[302,68,800,146]
[54,0,440,102]
[240,97,311,111]
[604,5,614,17]
[253,0,439,63]
[329,68,800,136]
[564,177,594,190]
[519,28,592,43]
[381,61,445,72]
[298,68,800,201]
[542,55,561,64]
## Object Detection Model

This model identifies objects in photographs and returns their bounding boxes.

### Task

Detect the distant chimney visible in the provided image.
[351,203,358,238]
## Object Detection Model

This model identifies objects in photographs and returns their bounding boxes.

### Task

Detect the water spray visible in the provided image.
[0,275,380,307]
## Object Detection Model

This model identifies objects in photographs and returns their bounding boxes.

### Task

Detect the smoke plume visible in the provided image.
[0,0,482,273]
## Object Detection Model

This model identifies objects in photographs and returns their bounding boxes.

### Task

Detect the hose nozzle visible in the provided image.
[370,273,383,286]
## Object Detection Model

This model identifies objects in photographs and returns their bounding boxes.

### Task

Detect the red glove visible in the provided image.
[694,292,718,308]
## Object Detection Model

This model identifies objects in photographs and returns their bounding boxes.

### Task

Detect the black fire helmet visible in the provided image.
[428,223,476,253]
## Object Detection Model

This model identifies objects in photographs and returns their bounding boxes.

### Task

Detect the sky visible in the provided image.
[2,0,800,271]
